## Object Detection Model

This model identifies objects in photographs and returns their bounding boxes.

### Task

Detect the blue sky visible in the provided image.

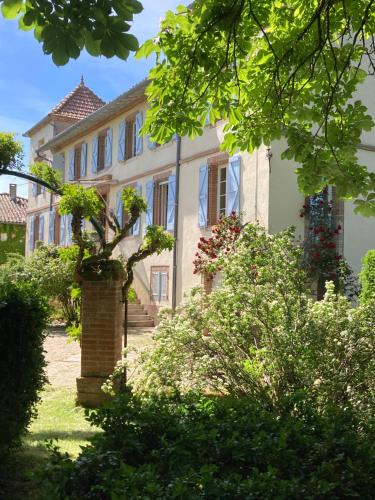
[0,1,187,197]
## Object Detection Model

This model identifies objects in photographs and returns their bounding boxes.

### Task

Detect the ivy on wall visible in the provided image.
[0,223,25,264]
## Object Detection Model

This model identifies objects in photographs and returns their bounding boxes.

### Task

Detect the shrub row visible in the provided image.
[0,279,49,460]
[45,391,375,499]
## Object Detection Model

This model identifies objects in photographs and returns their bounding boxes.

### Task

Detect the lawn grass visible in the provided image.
[3,386,97,500]
[26,386,96,457]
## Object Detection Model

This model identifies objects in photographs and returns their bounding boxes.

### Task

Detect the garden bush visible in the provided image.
[8,244,80,326]
[360,249,375,305]
[0,278,49,460]
[135,225,374,420]
[44,390,375,499]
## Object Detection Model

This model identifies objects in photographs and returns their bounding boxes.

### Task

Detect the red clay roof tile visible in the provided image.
[51,79,105,121]
[0,193,27,224]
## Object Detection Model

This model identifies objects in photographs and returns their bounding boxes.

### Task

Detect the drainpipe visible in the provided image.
[172,135,182,312]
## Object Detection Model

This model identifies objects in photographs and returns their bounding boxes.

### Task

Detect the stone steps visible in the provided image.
[127,305,145,313]
[128,319,155,328]
[128,314,153,322]
[126,298,154,328]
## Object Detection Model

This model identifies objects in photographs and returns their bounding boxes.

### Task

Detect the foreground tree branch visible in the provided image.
[140,0,375,215]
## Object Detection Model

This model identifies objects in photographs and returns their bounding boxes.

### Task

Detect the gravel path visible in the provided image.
[44,327,154,389]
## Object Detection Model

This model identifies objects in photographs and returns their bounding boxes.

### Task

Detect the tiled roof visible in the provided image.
[24,78,105,137]
[40,79,148,153]
[50,77,105,120]
[0,193,28,224]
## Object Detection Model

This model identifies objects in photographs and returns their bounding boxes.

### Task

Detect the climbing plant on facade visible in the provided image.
[301,187,358,299]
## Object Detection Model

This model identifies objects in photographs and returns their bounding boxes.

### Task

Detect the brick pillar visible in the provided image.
[76,278,123,407]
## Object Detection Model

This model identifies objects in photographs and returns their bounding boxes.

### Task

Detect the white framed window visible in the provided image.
[0,233,7,242]
[218,165,227,216]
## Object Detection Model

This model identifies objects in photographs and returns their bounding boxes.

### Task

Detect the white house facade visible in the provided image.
[24,77,375,318]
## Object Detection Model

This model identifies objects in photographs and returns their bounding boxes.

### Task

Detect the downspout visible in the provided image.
[172,135,182,312]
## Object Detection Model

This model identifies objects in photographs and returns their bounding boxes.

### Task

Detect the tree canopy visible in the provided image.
[0,0,143,65]
[140,0,375,216]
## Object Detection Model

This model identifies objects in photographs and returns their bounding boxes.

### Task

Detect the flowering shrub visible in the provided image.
[136,224,374,422]
[360,249,375,305]
[193,212,241,278]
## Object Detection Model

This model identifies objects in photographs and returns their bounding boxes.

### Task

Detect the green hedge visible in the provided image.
[360,249,375,305]
[0,279,49,460]
[45,391,375,499]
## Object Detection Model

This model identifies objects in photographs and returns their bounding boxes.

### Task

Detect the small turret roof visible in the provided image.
[50,77,105,121]
[24,79,105,137]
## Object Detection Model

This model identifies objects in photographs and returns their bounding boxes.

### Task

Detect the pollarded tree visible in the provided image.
[0,0,143,65]
[0,134,174,355]
[139,0,375,215]
[30,164,174,356]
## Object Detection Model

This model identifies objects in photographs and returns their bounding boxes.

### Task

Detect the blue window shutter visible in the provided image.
[29,215,35,250]
[135,111,143,155]
[146,180,154,227]
[116,190,123,228]
[60,214,66,246]
[167,174,176,231]
[81,143,87,177]
[198,165,208,227]
[39,214,44,242]
[67,214,73,245]
[49,209,54,243]
[68,149,75,181]
[118,121,126,161]
[226,155,241,215]
[133,184,142,236]
[147,134,157,150]
[91,137,98,173]
[105,128,113,168]
[32,182,37,197]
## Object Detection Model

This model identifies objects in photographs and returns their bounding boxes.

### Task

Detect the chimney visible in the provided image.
[9,184,17,201]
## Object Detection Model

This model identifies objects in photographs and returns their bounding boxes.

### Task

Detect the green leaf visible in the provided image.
[121,33,139,51]
[84,31,101,57]
[136,38,156,59]
[257,52,273,65]
[101,35,116,58]
[51,44,69,66]
[126,0,143,14]
[66,38,80,59]
[1,0,23,19]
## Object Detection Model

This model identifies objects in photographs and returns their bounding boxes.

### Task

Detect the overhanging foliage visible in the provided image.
[140,0,375,215]
[1,0,143,65]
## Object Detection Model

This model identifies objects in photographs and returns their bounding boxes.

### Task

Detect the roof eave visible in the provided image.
[23,114,53,138]
[0,220,26,225]
[39,79,149,153]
